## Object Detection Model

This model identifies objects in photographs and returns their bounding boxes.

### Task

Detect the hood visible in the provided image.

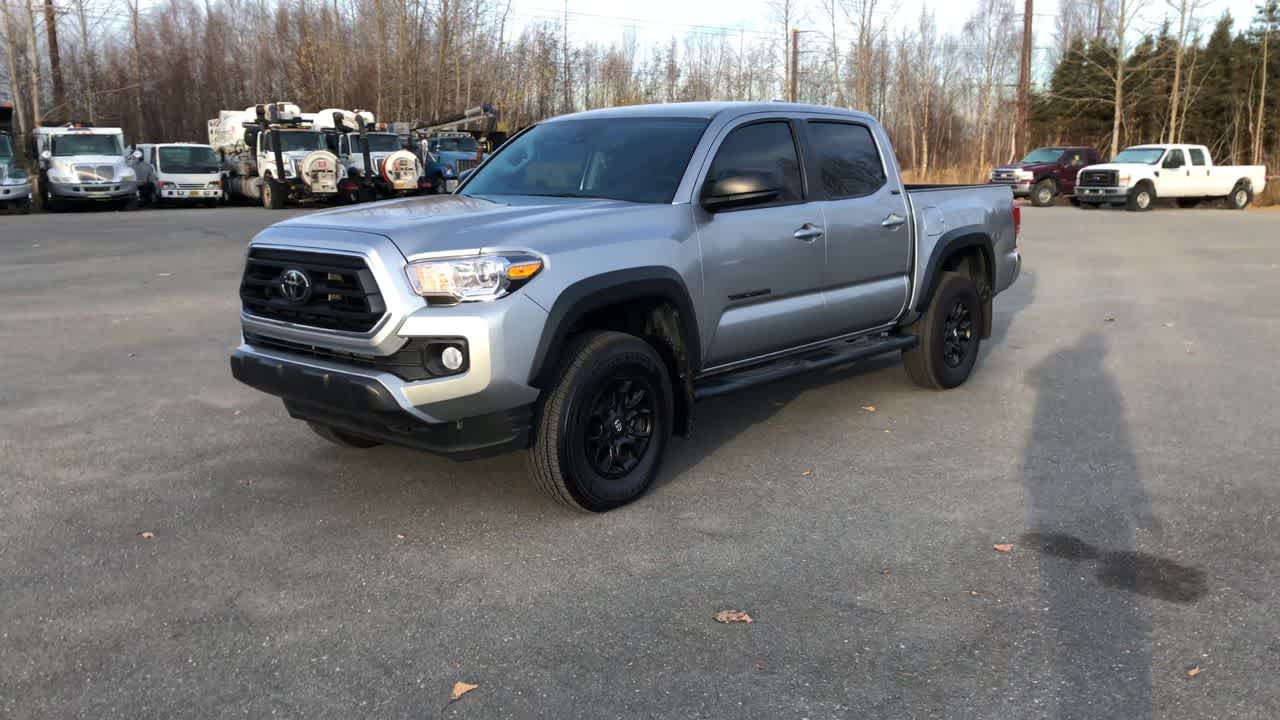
[265,193,686,259]
[1078,163,1148,174]
[993,162,1056,173]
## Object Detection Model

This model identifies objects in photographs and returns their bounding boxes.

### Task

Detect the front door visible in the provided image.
[1058,149,1088,194]
[1156,148,1193,197]
[802,119,911,334]
[695,119,828,368]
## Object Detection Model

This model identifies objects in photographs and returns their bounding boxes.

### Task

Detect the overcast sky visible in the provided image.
[507,0,1263,78]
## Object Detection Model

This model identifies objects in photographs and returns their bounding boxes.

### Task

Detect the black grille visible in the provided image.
[244,334,446,381]
[239,248,386,332]
[1078,170,1117,187]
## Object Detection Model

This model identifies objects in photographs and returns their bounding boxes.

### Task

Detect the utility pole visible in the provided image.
[789,28,799,103]
[1015,0,1033,159]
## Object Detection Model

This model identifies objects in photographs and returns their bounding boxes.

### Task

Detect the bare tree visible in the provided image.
[1164,0,1202,142]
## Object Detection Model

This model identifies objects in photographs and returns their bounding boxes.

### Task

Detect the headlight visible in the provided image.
[1017,170,1035,181]
[160,181,177,189]
[207,180,222,189]
[405,254,543,303]
[1118,174,1130,185]
[443,164,456,176]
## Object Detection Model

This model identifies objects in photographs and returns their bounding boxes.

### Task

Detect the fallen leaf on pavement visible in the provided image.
[714,610,754,624]
[396,533,406,540]
[137,531,155,540]
[881,567,892,576]
[801,468,813,477]
[1163,322,1176,328]
[1104,317,1116,322]
[993,543,1014,553]
[451,681,479,700]
[861,405,876,412]
[1186,666,1201,677]
[969,590,982,596]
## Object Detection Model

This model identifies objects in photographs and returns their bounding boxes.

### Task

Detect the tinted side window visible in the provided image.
[706,121,803,204]
[805,121,887,199]
[1165,149,1185,167]
[1189,148,1206,166]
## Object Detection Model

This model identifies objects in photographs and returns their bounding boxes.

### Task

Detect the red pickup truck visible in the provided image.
[989,146,1100,206]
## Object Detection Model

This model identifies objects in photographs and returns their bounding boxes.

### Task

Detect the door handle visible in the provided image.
[793,224,824,241]
[881,213,906,229]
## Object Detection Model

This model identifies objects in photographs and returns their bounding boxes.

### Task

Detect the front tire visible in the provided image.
[903,272,983,390]
[262,176,286,209]
[1126,182,1155,212]
[1031,179,1056,207]
[528,331,674,512]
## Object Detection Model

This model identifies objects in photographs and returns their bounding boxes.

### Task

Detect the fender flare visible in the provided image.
[528,266,701,388]
[913,229,996,314]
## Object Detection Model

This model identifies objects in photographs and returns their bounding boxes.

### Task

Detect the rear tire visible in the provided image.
[308,422,381,448]
[527,331,673,512]
[1126,182,1155,212]
[1224,183,1251,210]
[1031,179,1056,207]
[903,272,983,390]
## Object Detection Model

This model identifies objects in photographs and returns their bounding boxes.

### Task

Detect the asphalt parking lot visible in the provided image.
[2,202,1279,718]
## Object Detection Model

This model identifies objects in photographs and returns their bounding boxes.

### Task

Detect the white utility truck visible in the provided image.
[129,143,224,206]
[1073,144,1267,211]
[208,103,340,209]
[32,123,138,211]
[311,108,422,201]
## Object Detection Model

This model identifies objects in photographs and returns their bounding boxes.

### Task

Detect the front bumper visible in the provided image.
[1074,186,1128,201]
[990,179,1034,197]
[233,231,548,456]
[230,348,532,459]
[0,182,32,204]
[48,179,137,200]
[158,186,223,201]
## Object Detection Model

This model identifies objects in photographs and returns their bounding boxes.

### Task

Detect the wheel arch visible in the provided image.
[914,231,996,339]
[529,267,700,436]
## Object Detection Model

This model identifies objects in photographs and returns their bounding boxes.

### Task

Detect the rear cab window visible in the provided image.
[804,121,887,200]
[1188,148,1207,166]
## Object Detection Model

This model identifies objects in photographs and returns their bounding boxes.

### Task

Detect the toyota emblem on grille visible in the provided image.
[278,268,312,303]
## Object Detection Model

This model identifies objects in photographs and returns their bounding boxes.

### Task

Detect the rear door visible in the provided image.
[801,119,911,334]
[695,118,829,368]
[1187,147,1212,195]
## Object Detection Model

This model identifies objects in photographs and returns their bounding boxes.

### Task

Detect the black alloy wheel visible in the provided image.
[581,376,656,479]
[941,300,975,369]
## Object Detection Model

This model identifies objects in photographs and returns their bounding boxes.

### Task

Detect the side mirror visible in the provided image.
[132,150,143,161]
[701,171,781,212]
[40,149,52,161]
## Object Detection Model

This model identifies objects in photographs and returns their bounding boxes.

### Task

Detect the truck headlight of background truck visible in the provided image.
[1016,170,1034,184]
[47,167,76,183]
[405,254,543,303]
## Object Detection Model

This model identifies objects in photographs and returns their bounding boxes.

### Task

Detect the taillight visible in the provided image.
[1011,201,1021,247]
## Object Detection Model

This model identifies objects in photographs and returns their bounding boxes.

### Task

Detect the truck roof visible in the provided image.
[547,101,875,125]
[34,125,123,135]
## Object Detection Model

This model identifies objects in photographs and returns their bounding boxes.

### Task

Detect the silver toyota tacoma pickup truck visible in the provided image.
[231,102,1021,511]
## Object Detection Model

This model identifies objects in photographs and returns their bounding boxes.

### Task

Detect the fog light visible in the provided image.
[440,346,464,371]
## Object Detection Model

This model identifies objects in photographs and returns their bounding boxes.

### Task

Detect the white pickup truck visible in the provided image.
[1073,144,1267,211]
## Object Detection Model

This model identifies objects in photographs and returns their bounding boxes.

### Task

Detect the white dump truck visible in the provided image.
[208,103,340,209]
[311,108,423,201]
[32,123,138,211]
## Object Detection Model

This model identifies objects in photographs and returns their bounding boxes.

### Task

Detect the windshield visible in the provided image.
[52,133,122,157]
[357,134,402,153]
[462,117,708,204]
[0,136,12,159]
[272,131,327,153]
[1112,148,1166,164]
[1019,148,1064,164]
[158,146,220,174]
[431,136,479,153]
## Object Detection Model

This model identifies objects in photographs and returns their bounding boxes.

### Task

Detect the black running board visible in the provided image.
[693,334,918,400]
